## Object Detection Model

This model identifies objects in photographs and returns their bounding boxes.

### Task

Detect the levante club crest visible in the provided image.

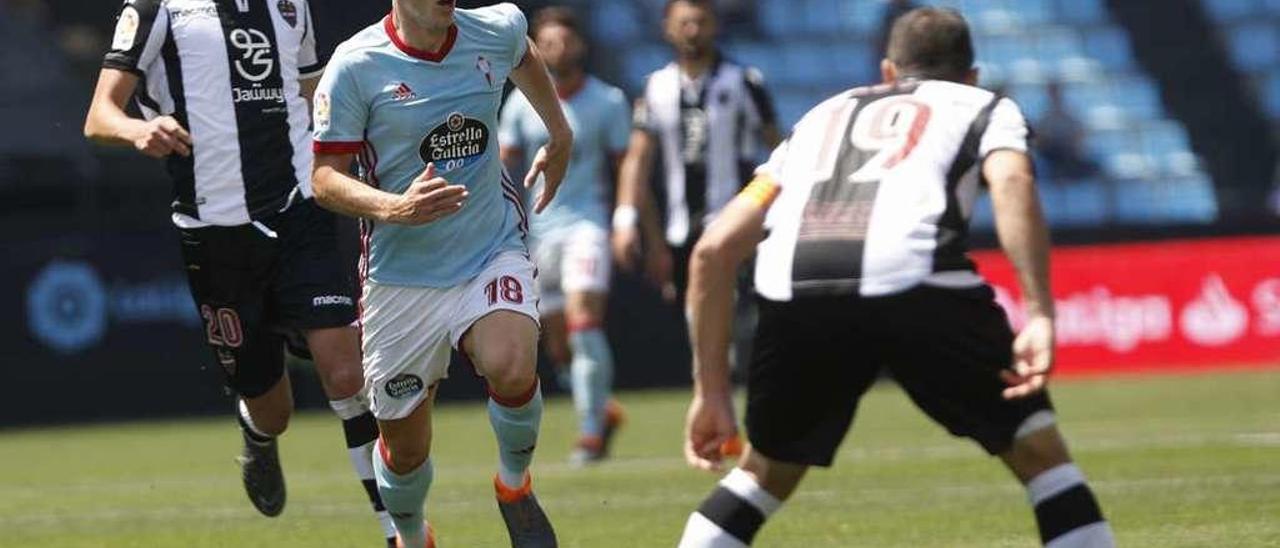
[277,0,297,27]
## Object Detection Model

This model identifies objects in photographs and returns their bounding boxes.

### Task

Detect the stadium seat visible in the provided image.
[1266,72,1280,117]
[1226,22,1280,72]
[1202,0,1261,22]
[591,0,642,45]
[1082,27,1136,70]
[1110,78,1164,119]
[1054,0,1109,25]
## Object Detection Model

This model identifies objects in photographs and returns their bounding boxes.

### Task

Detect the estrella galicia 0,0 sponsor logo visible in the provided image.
[419,112,489,173]
[384,374,425,399]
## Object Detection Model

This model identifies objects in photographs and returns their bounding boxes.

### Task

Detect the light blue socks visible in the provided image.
[372,440,433,547]
[488,381,544,488]
[569,328,614,437]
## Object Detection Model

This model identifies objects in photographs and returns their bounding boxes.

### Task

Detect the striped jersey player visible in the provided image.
[676,8,1115,548]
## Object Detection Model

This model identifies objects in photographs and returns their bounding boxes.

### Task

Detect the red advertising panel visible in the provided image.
[973,236,1280,375]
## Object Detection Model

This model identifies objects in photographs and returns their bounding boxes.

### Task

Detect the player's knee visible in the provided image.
[253,405,292,437]
[477,339,535,394]
[318,363,364,400]
[385,438,430,473]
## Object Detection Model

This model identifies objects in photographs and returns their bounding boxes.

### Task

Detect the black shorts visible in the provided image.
[744,285,1053,467]
[179,199,358,398]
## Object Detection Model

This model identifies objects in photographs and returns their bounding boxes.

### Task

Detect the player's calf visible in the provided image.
[1003,422,1115,547]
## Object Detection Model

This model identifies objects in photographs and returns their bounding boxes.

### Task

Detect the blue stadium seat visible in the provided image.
[1114,178,1217,223]
[838,0,883,36]
[1034,29,1084,66]
[1266,72,1280,117]
[591,0,642,45]
[805,0,844,35]
[1202,0,1261,22]
[1054,0,1109,25]
[1227,22,1280,72]
[623,46,669,91]
[775,91,816,129]
[1008,84,1049,121]
[759,1,801,38]
[1010,0,1054,25]
[1058,180,1109,226]
[1082,27,1135,70]
[1110,78,1164,119]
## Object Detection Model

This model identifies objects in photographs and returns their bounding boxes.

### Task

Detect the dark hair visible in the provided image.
[886,7,975,82]
[531,6,582,38]
[664,0,715,18]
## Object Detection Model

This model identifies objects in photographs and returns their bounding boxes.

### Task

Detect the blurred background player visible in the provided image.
[678,8,1114,547]
[311,1,572,546]
[81,0,395,543]
[499,7,630,467]
[613,0,780,457]
[613,0,780,303]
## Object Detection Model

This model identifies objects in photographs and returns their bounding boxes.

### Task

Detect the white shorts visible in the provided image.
[361,251,540,420]
[532,222,611,314]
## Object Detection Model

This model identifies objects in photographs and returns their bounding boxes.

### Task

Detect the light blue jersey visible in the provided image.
[314,4,529,287]
[499,76,631,236]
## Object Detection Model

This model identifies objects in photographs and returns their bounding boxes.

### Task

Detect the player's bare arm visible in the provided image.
[300,75,321,108]
[313,156,467,226]
[986,149,1056,400]
[616,127,675,296]
[84,68,192,158]
[683,178,774,471]
[509,38,573,214]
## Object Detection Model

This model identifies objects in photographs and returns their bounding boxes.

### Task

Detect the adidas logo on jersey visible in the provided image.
[392,82,416,101]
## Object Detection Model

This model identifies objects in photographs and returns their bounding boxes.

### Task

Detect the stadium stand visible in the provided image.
[600,0,1255,228]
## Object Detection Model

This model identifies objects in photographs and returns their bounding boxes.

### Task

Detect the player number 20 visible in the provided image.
[200,305,244,348]
[484,276,524,306]
[847,96,933,183]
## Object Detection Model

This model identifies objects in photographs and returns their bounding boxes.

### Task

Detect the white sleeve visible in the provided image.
[979,97,1030,157]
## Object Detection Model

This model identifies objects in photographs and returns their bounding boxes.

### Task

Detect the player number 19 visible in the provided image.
[848,96,932,184]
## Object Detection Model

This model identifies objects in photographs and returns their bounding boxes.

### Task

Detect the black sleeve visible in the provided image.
[743,67,778,128]
[102,0,167,74]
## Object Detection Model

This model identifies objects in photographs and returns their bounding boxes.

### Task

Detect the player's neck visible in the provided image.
[392,4,452,53]
[554,70,587,100]
[677,52,716,80]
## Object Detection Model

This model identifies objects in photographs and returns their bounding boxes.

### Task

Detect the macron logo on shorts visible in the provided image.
[312,295,353,307]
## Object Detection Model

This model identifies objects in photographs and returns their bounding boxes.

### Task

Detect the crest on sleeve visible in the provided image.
[314,92,331,130]
[476,56,494,88]
[277,0,297,27]
[112,6,141,52]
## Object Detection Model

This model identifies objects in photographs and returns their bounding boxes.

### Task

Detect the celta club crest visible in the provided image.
[476,56,493,88]
[277,0,297,27]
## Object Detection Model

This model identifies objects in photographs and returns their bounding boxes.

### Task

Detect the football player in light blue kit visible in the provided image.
[311,1,572,546]
[499,7,631,467]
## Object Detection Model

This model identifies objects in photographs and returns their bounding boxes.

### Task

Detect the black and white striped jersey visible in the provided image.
[753,80,1030,301]
[103,0,322,227]
[635,56,776,247]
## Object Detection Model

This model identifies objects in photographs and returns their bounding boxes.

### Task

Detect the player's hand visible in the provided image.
[1002,315,1055,399]
[612,226,642,271]
[645,244,676,302]
[133,116,192,158]
[525,136,572,214]
[386,163,469,226]
[684,389,738,472]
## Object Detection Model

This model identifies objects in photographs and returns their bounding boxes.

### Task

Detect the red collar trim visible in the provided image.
[556,76,587,100]
[384,13,457,63]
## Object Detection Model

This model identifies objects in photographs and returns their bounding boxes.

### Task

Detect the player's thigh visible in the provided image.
[455,251,542,388]
[178,225,286,399]
[540,309,571,368]
[881,285,1055,456]
[532,233,566,317]
[745,297,881,468]
[561,224,611,325]
[362,282,453,422]
[272,201,360,343]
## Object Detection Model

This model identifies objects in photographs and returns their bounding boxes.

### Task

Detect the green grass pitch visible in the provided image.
[1,369,1278,547]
